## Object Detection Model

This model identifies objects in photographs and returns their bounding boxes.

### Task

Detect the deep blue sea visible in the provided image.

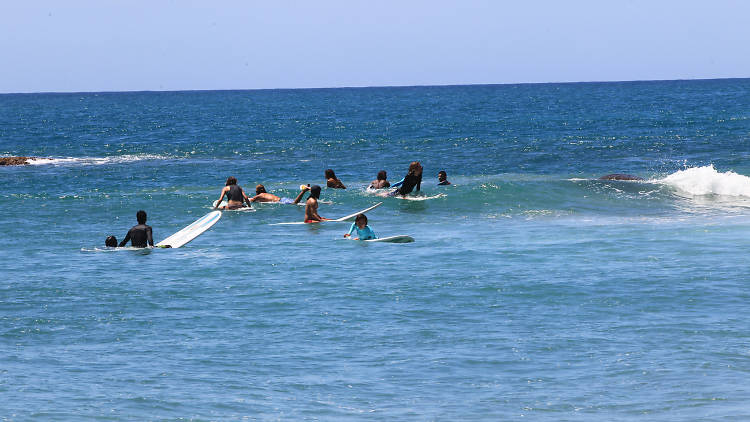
[2,79,750,420]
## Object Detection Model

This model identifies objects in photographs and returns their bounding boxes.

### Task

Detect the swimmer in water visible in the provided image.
[343,213,377,240]
[214,176,253,209]
[301,185,330,223]
[369,170,391,189]
[118,210,154,248]
[437,170,451,185]
[325,169,346,189]
[390,161,423,196]
[105,235,118,248]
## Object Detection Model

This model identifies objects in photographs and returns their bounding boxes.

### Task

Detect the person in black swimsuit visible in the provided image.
[118,210,154,248]
[390,161,423,196]
[214,176,253,209]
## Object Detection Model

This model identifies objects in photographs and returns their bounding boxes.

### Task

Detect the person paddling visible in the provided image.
[343,213,377,240]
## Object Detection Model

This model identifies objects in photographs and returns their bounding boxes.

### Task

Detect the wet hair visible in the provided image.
[225,176,237,186]
[325,169,336,180]
[377,170,387,181]
[256,184,266,194]
[136,210,147,225]
[408,161,422,176]
[309,185,322,199]
[355,213,367,226]
[438,170,447,179]
[105,235,118,247]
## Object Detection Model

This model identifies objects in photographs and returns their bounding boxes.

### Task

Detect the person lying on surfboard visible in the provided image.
[118,210,154,248]
[214,176,253,209]
[303,185,331,223]
[248,184,305,204]
[343,213,377,240]
[389,161,423,197]
[325,169,346,189]
[369,170,390,189]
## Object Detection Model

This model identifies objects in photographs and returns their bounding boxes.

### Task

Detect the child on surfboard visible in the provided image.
[344,213,377,240]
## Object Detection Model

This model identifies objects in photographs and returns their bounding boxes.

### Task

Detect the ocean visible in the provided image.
[1,79,750,420]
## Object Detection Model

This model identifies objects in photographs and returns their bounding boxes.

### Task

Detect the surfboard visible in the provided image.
[212,200,255,211]
[156,211,222,248]
[271,202,383,225]
[394,193,445,201]
[364,235,414,243]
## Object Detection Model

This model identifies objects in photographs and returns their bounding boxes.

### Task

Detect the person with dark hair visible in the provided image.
[302,185,330,223]
[390,161,423,196]
[214,176,252,209]
[325,169,346,189]
[437,170,451,185]
[118,210,154,248]
[105,235,118,247]
[343,213,377,240]
[248,184,300,204]
[369,170,390,189]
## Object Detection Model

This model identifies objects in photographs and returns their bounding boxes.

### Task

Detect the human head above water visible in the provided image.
[225,176,237,186]
[136,210,147,225]
[309,185,321,199]
[355,213,367,227]
[408,161,423,176]
[438,170,447,181]
[325,169,336,180]
[256,184,266,195]
[377,170,387,181]
[105,235,117,247]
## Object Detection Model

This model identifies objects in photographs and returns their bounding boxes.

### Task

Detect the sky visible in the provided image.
[1,0,749,93]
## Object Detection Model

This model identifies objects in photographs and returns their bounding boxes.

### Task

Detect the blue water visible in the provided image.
[2,79,750,420]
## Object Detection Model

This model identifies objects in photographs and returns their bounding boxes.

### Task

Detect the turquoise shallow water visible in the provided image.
[2,80,750,420]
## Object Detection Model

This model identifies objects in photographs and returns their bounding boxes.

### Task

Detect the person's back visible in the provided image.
[119,210,154,248]
[325,169,346,189]
[369,170,390,189]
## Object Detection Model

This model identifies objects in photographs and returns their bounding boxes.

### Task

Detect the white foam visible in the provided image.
[25,154,170,166]
[657,165,750,197]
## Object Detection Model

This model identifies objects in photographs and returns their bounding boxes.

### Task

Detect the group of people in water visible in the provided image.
[111,161,451,247]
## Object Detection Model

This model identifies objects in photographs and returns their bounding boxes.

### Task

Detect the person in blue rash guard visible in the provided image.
[390,161,423,196]
[344,213,377,240]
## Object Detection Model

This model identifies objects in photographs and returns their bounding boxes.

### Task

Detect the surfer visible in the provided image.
[437,170,451,185]
[302,185,330,223]
[214,176,253,209]
[325,169,346,189]
[248,184,300,204]
[344,213,377,240]
[118,210,154,248]
[389,161,423,196]
[369,170,391,189]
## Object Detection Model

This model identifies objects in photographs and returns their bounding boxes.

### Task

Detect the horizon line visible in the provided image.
[1,76,748,96]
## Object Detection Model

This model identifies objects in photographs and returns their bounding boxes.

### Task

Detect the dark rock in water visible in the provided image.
[599,173,643,181]
[0,156,34,166]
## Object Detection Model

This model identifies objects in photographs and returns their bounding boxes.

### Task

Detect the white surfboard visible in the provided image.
[156,211,222,248]
[271,202,383,225]
[364,235,414,243]
[394,193,445,201]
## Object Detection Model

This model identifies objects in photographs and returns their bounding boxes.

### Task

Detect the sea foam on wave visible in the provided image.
[26,154,170,166]
[658,165,750,197]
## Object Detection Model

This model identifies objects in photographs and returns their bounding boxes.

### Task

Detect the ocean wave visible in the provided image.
[25,154,172,166]
[657,165,750,197]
